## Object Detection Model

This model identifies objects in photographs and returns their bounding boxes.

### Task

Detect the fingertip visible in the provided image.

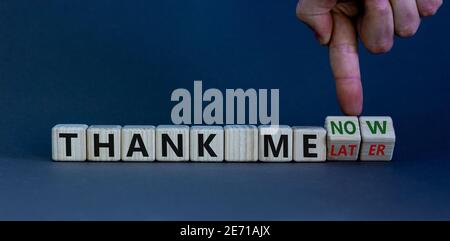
[365,40,394,54]
[341,103,363,116]
[336,79,363,116]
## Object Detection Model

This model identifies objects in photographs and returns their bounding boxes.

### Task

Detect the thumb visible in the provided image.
[296,0,336,45]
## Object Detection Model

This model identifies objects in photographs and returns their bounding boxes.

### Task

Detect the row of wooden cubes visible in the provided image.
[52,116,395,162]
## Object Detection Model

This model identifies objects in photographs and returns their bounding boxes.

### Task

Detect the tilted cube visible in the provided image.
[325,116,361,161]
[359,116,396,161]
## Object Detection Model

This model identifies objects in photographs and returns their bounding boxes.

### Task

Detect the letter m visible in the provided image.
[263,135,288,158]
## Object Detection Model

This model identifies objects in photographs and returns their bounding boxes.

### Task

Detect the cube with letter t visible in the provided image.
[87,125,121,161]
[359,116,396,161]
[293,126,326,162]
[52,124,88,161]
[156,125,189,161]
[325,116,361,161]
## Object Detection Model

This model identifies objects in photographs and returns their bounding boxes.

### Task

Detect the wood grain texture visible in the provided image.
[359,116,395,161]
[121,125,155,161]
[190,126,224,162]
[224,125,258,162]
[52,124,88,161]
[87,125,121,161]
[293,126,326,162]
[325,116,361,161]
[258,125,292,162]
[155,125,189,161]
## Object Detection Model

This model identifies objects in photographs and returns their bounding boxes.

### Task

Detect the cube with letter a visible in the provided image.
[325,116,361,161]
[121,125,155,161]
[359,116,396,161]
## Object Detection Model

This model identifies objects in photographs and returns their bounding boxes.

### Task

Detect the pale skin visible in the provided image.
[296,0,443,115]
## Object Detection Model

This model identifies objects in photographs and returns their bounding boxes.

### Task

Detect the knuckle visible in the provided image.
[329,43,358,54]
[366,0,391,15]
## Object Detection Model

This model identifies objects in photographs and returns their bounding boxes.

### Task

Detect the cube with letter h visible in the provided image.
[359,116,396,161]
[87,125,121,161]
[325,116,361,161]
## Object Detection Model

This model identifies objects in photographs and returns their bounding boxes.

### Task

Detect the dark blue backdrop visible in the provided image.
[0,0,449,220]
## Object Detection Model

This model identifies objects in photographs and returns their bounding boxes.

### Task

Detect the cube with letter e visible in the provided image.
[293,126,326,162]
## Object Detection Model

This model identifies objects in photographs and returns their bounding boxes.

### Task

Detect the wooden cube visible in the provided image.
[224,125,258,162]
[325,116,361,161]
[87,125,121,161]
[258,125,292,162]
[190,126,224,162]
[52,124,88,161]
[156,125,189,161]
[121,125,155,161]
[359,116,396,161]
[293,126,326,162]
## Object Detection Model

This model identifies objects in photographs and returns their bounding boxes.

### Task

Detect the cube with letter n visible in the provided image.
[156,125,189,161]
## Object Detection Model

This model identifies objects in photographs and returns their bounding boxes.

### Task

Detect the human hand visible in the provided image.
[296,0,442,115]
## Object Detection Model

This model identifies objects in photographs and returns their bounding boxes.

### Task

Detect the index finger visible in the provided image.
[329,12,363,116]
